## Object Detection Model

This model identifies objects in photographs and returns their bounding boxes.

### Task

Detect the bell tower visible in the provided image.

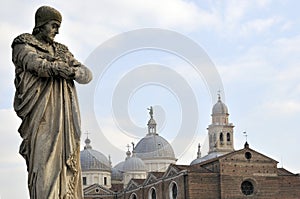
[208,94,234,154]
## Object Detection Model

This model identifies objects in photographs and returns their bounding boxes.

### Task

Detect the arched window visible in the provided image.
[130,193,137,199]
[104,177,107,185]
[169,182,178,199]
[227,133,230,142]
[148,188,156,199]
[82,177,87,185]
[220,132,224,142]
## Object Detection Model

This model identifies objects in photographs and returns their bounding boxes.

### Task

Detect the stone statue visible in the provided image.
[148,106,153,119]
[11,6,92,199]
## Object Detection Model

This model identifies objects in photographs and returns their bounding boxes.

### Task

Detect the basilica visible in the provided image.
[80,95,300,199]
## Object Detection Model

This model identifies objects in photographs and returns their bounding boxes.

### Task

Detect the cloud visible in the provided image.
[264,100,300,115]
[240,16,282,36]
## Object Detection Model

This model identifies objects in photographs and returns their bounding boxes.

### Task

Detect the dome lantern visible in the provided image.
[84,137,92,150]
[147,106,157,135]
[212,93,228,115]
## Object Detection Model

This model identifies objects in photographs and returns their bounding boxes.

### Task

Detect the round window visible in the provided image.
[241,180,254,195]
[245,152,252,160]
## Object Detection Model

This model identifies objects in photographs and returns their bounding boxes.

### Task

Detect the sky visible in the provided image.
[1,0,300,198]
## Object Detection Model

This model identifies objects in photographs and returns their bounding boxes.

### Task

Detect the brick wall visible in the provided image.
[188,172,220,199]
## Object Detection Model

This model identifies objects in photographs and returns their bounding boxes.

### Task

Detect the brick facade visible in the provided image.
[84,145,300,199]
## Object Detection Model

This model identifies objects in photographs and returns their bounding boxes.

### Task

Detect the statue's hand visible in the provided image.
[68,59,81,67]
[55,62,76,79]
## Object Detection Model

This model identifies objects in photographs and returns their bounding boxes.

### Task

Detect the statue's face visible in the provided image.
[40,20,60,43]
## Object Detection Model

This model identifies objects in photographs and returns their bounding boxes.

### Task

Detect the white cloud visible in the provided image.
[240,16,282,35]
[264,100,300,115]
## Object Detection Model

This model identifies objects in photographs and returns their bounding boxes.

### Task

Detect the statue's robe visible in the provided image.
[11,33,92,199]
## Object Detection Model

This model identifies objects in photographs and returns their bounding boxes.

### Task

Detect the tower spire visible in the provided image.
[217,89,221,101]
[243,131,249,148]
[197,143,201,158]
[126,144,131,159]
[108,155,112,167]
[243,131,248,142]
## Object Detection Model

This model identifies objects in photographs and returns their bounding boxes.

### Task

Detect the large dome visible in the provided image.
[134,134,176,160]
[212,95,228,115]
[80,138,111,172]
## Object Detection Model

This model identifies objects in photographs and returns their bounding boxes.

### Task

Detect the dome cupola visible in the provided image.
[134,107,177,172]
[80,137,111,172]
[122,143,147,188]
[212,94,228,115]
[80,136,112,188]
[123,152,147,172]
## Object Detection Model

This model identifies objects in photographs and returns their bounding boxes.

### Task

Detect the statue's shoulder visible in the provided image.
[12,33,37,47]
[12,33,49,52]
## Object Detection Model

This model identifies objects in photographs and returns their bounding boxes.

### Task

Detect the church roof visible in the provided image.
[192,143,279,167]
[110,183,124,193]
[190,151,224,165]
[80,138,111,172]
[83,183,115,196]
[135,133,176,160]
[148,171,165,179]
[277,168,297,176]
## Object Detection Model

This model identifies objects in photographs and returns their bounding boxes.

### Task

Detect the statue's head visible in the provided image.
[34,6,62,29]
[33,6,62,43]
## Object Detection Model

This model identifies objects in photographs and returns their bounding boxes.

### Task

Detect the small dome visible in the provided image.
[212,95,228,115]
[134,134,176,160]
[80,138,111,171]
[114,161,125,171]
[111,167,123,181]
[123,153,147,172]
[111,150,129,181]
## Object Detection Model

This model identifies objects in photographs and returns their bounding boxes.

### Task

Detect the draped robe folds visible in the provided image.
[11,33,92,199]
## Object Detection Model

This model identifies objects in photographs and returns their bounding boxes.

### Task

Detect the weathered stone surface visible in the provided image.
[12,5,92,199]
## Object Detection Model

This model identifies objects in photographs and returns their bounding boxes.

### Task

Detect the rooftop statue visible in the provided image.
[147,106,153,119]
[11,6,92,199]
